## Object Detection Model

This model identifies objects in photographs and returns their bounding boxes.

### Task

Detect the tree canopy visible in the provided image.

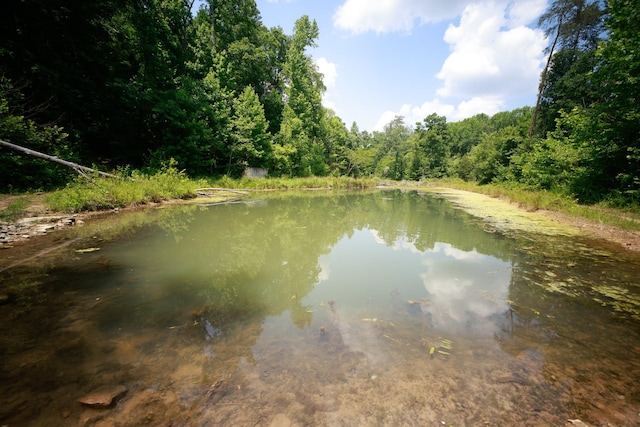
[1,0,639,206]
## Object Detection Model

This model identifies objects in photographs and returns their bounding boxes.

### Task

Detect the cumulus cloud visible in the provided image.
[436,1,546,99]
[316,57,338,89]
[315,57,339,111]
[373,96,506,131]
[334,0,472,34]
[374,100,454,131]
[372,0,546,130]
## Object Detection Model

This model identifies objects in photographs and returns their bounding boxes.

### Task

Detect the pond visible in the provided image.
[1,189,639,426]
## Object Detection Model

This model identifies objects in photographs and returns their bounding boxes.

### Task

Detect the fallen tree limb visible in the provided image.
[194,187,250,196]
[0,139,121,179]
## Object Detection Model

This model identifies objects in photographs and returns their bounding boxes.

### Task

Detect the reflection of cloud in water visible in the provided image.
[420,242,511,333]
[317,254,331,283]
[369,229,422,254]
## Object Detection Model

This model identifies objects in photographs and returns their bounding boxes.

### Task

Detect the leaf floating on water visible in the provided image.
[438,338,453,355]
[75,247,100,253]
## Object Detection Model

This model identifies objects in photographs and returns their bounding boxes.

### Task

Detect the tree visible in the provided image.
[530,0,606,136]
[373,116,411,178]
[0,77,72,191]
[227,86,273,175]
[448,113,492,157]
[275,15,327,176]
[535,49,600,135]
[575,0,640,201]
[414,114,450,178]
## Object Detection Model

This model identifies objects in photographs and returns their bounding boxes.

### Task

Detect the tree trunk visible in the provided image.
[529,18,563,138]
[0,139,121,179]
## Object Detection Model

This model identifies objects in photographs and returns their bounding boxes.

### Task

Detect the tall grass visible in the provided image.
[46,166,206,213]
[208,175,379,190]
[45,171,378,213]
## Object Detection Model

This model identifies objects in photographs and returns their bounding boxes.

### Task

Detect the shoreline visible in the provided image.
[1,189,640,253]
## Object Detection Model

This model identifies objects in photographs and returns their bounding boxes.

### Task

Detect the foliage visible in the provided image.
[46,162,205,213]
[0,77,73,192]
[1,0,638,212]
[0,196,29,221]
[227,86,273,175]
[207,175,378,190]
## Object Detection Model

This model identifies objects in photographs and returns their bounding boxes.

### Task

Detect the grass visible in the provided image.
[46,166,207,213]
[0,196,30,221]
[7,169,640,234]
[419,178,640,232]
[43,172,379,213]
[207,175,379,190]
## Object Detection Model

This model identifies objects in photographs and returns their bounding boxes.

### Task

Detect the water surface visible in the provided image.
[1,190,639,426]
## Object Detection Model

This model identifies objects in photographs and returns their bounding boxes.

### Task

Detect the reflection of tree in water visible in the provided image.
[364,190,514,260]
[141,190,519,337]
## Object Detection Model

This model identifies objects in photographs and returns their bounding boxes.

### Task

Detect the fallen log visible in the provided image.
[0,139,120,179]
[194,187,250,196]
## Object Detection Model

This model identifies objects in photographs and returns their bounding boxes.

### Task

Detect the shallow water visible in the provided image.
[1,190,639,426]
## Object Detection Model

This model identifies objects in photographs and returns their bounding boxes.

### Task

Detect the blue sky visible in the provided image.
[254,0,549,131]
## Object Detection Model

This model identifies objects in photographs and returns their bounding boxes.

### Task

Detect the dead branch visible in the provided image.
[0,139,121,179]
[194,188,250,196]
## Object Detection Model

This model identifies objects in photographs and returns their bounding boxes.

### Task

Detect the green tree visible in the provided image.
[373,116,411,178]
[414,113,450,178]
[530,0,606,136]
[575,0,640,201]
[0,77,72,191]
[448,113,492,157]
[227,86,273,175]
[276,16,327,176]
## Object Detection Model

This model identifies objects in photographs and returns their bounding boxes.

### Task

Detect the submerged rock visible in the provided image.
[78,384,128,407]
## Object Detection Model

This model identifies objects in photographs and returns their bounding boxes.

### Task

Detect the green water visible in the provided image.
[1,190,639,426]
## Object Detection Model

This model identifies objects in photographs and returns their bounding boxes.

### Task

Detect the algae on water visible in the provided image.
[422,188,579,237]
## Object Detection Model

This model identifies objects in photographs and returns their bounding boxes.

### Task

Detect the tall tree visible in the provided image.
[414,114,450,178]
[276,15,326,176]
[227,86,273,175]
[577,0,640,200]
[529,0,606,136]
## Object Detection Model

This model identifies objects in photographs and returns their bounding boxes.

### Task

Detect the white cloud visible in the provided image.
[334,0,472,34]
[506,0,548,26]
[419,242,512,332]
[372,0,546,130]
[435,1,546,100]
[315,57,339,111]
[316,57,338,89]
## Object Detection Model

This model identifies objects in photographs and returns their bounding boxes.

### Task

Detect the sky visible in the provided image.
[254,0,550,132]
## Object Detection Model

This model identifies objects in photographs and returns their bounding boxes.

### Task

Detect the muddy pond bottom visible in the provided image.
[1,190,640,426]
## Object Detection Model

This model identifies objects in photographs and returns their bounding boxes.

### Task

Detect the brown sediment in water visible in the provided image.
[1,190,639,426]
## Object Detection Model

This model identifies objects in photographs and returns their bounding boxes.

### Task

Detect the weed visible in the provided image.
[0,196,29,221]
